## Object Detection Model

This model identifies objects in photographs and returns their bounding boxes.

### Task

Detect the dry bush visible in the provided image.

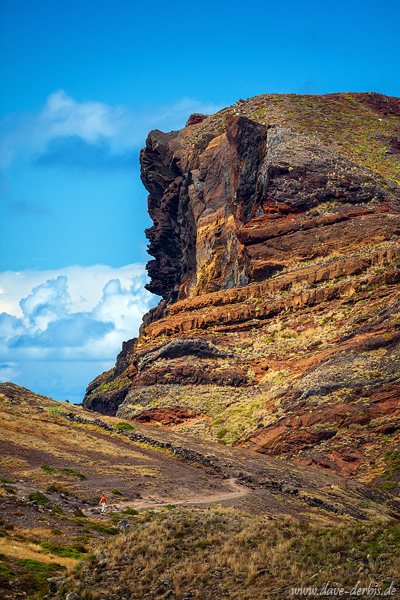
[56,507,400,599]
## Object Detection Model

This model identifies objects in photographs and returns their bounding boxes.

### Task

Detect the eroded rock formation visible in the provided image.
[83,92,400,486]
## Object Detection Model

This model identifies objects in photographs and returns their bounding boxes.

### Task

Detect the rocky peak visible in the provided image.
[140,100,398,310]
[83,92,400,487]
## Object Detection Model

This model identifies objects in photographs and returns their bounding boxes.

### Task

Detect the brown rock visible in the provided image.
[83,92,400,487]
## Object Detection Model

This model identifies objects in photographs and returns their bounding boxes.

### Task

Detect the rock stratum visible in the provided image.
[84,92,400,490]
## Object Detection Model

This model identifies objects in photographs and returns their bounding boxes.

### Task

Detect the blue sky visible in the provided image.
[0,0,399,403]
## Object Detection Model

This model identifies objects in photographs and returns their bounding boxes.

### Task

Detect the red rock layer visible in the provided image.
[83,92,400,487]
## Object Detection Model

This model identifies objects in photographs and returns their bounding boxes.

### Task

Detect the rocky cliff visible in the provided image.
[83,92,400,488]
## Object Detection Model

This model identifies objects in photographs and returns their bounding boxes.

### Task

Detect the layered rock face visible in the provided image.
[84,92,400,487]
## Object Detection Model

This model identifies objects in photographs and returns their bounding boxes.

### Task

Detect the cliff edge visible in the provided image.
[83,91,400,487]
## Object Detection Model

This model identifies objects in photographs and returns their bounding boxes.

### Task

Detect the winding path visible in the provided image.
[90,478,251,515]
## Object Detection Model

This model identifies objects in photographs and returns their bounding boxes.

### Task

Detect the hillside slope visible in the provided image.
[2,384,400,599]
[83,92,400,489]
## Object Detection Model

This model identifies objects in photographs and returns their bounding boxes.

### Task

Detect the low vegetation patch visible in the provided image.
[114,421,135,431]
[41,464,59,474]
[46,483,75,496]
[0,555,66,597]
[41,465,87,479]
[39,542,87,559]
[29,491,50,505]
[57,508,400,600]
[85,522,119,535]
[0,561,16,585]
[60,467,86,480]
[15,558,62,572]
[122,508,139,516]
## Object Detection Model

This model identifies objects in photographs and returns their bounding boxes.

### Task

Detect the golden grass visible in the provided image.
[0,408,155,465]
[0,537,77,569]
[61,507,400,600]
[95,464,160,477]
[19,526,64,538]
[0,455,30,470]
[18,469,84,488]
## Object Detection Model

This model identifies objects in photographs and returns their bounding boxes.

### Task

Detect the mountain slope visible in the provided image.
[83,91,400,490]
[2,384,400,599]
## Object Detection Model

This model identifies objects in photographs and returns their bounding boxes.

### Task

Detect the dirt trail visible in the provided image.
[93,478,251,515]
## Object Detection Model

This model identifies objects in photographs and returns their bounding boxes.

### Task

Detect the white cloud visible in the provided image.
[19,275,69,331]
[0,91,223,169]
[0,263,150,317]
[39,90,123,142]
[0,264,159,402]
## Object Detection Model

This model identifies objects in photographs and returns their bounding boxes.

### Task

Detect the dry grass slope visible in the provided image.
[55,506,400,600]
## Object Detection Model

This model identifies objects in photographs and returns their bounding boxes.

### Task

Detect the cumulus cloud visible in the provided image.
[19,275,69,331]
[0,264,159,402]
[0,264,150,316]
[0,313,25,343]
[0,90,222,170]
[10,314,114,349]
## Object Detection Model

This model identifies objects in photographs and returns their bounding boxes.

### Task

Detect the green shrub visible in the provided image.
[382,481,396,490]
[29,492,50,505]
[39,542,86,559]
[47,405,64,418]
[42,465,86,479]
[114,421,135,431]
[60,468,87,480]
[0,563,17,584]
[87,523,118,535]
[41,464,59,474]
[16,559,61,572]
[111,488,123,496]
[122,508,139,515]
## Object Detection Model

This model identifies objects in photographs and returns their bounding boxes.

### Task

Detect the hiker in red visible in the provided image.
[100,494,107,513]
